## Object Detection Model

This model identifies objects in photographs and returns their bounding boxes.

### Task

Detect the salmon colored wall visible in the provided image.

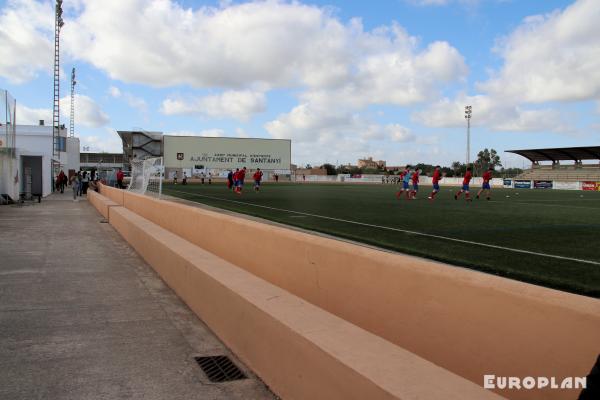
[118,191,600,400]
[106,204,504,400]
[87,190,118,219]
[98,184,124,205]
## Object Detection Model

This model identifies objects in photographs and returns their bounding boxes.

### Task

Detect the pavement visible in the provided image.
[0,190,277,400]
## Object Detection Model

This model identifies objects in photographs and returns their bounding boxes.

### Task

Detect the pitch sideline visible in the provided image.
[163,188,600,267]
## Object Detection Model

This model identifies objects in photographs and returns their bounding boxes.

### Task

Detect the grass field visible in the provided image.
[162,182,600,297]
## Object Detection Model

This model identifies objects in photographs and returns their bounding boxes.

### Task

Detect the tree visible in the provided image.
[476,148,502,171]
[321,163,336,175]
[451,161,466,176]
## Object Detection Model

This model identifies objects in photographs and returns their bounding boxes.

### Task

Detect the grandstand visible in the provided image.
[507,146,600,181]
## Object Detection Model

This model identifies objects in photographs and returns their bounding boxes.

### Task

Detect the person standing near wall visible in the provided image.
[81,171,89,195]
[227,170,234,189]
[57,170,66,193]
[70,173,80,201]
[77,171,83,196]
[116,168,125,189]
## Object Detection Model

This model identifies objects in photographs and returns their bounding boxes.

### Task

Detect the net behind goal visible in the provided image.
[128,157,164,197]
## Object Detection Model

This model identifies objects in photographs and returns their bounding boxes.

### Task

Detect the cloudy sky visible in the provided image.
[1,0,599,168]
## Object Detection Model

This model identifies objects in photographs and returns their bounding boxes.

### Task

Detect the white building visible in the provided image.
[0,123,79,200]
[15,123,80,198]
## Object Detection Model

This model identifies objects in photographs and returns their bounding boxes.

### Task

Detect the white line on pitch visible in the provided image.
[164,188,600,266]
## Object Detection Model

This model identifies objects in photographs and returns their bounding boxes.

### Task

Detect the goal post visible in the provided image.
[128,157,164,198]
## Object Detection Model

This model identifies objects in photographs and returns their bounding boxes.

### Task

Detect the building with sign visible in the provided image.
[162,135,291,179]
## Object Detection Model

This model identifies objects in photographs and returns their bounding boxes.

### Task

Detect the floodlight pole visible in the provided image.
[464,105,472,166]
[70,67,76,138]
[52,0,64,158]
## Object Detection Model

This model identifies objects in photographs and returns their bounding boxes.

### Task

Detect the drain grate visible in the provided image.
[194,356,247,382]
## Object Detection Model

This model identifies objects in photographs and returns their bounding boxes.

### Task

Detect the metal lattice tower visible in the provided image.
[70,67,76,138]
[52,0,64,157]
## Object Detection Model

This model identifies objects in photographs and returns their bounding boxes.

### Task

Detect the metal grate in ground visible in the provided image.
[194,356,247,383]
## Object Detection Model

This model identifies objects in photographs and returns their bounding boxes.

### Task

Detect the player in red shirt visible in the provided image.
[428,165,442,201]
[455,167,473,201]
[477,167,494,200]
[410,168,420,199]
[235,167,247,194]
[253,168,263,192]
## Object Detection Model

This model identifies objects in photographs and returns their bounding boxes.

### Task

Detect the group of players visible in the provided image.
[223,164,494,201]
[395,165,494,201]
[227,167,264,194]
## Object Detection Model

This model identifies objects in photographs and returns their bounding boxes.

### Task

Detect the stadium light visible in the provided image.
[464,105,472,166]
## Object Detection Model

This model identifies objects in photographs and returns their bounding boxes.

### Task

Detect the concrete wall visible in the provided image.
[0,153,19,200]
[98,184,600,400]
[103,203,503,400]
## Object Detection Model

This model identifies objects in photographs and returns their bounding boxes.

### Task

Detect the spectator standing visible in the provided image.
[116,168,125,189]
[57,170,66,193]
[70,174,80,201]
[81,171,90,195]
[227,170,234,190]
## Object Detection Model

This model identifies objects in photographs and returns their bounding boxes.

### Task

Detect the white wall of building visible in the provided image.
[0,154,19,200]
[15,125,75,197]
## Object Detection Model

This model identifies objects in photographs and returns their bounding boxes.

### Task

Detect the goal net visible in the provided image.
[128,157,163,197]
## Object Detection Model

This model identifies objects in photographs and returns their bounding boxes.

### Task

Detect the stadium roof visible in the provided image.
[506,146,600,162]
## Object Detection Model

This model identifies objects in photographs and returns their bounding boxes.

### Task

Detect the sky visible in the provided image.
[1,0,599,169]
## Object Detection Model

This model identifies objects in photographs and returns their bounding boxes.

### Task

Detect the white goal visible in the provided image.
[128,157,164,197]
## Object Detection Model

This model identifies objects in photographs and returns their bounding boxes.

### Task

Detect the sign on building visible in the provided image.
[163,136,291,171]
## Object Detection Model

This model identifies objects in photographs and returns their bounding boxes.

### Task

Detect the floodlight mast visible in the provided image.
[464,105,472,166]
[52,0,64,157]
[70,67,76,138]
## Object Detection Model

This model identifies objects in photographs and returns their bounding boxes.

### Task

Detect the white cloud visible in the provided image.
[161,90,266,121]
[16,95,109,128]
[387,124,415,142]
[71,94,110,127]
[479,0,600,103]
[17,105,51,125]
[56,1,467,99]
[80,129,123,153]
[108,86,148,113]
[412,0,600,134]
[413,94,568,132]
[108,86,121,98]
[0,0,53,83]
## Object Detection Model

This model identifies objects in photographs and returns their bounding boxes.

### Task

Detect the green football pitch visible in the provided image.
[162,182,600,298]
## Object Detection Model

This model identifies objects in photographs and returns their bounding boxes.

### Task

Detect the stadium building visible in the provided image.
[117,131,292,181]
[1,90,80,201]
[507,146,600,190]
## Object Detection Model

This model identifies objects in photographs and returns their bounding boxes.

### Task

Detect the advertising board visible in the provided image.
[582,181,600,191]
[503,179,513,188]
[533,180,553,189]
[553,181,580,190]
[514,180,532,189]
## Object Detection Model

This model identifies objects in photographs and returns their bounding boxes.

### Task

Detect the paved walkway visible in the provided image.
[0,191,276,400]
